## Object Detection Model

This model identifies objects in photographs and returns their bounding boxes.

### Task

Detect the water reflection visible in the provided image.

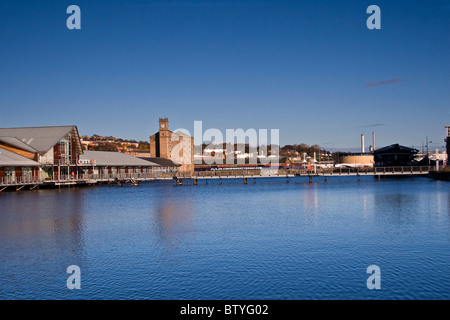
[362,193,368,220]
[373,193,419,225]
[0,189,86,246]
[50,189,86,264]
[152,187,194,247]
[303,185,319,210]
[1,178,449,300]
[0,189,86,299]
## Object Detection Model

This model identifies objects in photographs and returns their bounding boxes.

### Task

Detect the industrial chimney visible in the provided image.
[361,134,365,153]
[372,131,376,151]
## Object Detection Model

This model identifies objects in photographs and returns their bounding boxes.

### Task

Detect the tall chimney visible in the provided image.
[361,134,365,153]
[372,131,375,151]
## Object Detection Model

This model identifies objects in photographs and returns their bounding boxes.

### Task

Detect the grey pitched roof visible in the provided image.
[139,157,181,167]
[0,126,81,154]
[0,137,38,153]
[0,147,41,167]
[80,151,160,167]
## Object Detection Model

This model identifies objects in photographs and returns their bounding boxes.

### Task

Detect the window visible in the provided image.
[59,135,72,165]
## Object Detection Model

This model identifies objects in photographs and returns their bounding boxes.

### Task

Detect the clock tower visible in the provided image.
[159,118,169,131]
[157,118,170,159]
[149,117,194,174]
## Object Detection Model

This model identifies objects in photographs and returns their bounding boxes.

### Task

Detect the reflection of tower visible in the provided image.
[154,188,194,244]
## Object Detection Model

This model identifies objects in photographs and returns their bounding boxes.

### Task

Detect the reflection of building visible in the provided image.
[374,144,418,167]
[149,118,194,174]
[445,126,450,166]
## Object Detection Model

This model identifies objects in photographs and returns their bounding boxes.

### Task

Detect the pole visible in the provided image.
[436,148,439,171]
[314,152,316,174]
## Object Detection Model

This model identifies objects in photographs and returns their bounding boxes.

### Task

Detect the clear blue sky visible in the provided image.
[1,0,449,151]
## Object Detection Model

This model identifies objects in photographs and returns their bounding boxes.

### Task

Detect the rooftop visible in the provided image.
[0,126,82,154]
[0,146,41,167]
[80,150,160,167]
[139,157,181,167]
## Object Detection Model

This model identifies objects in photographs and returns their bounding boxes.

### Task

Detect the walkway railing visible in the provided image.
[190,166,433,178]
[0,176,42,186]
[0,166,435,188]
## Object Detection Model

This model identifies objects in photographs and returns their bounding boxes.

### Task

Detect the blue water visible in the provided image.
[0,176,449,300]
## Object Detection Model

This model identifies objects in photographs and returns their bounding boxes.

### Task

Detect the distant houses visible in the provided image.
[80,135,145,154]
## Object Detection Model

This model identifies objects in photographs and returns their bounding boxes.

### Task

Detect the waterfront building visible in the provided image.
[333,133,375,168]
[373,144,419,167]
[336,153,374,168]
[78,150,159,179]
[139,157,180,172]
[149,118,194,174]
[0,125,83,180]
[0,125,162,184]
[0,146,41,183]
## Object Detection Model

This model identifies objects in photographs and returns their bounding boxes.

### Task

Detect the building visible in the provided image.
[149,118,194,174]
[78,150,159,178]
[0,147,41,184]
[0,125,83,180]
[334,134,375,168]
[0,125,161,186]
[445,126,450,166]
[139,157,181,174]
[373,144,419,167]
[336,152,374,167]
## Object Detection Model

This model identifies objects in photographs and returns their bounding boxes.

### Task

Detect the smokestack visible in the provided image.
[372,131,375,151]
[361,134,365,153]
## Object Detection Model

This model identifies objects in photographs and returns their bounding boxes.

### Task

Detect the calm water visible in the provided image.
[0,176,449,300]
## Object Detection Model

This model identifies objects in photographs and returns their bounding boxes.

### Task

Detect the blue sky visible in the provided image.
[1,0,449,151]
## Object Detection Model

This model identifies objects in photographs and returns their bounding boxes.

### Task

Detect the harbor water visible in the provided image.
[0,176,449,300]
